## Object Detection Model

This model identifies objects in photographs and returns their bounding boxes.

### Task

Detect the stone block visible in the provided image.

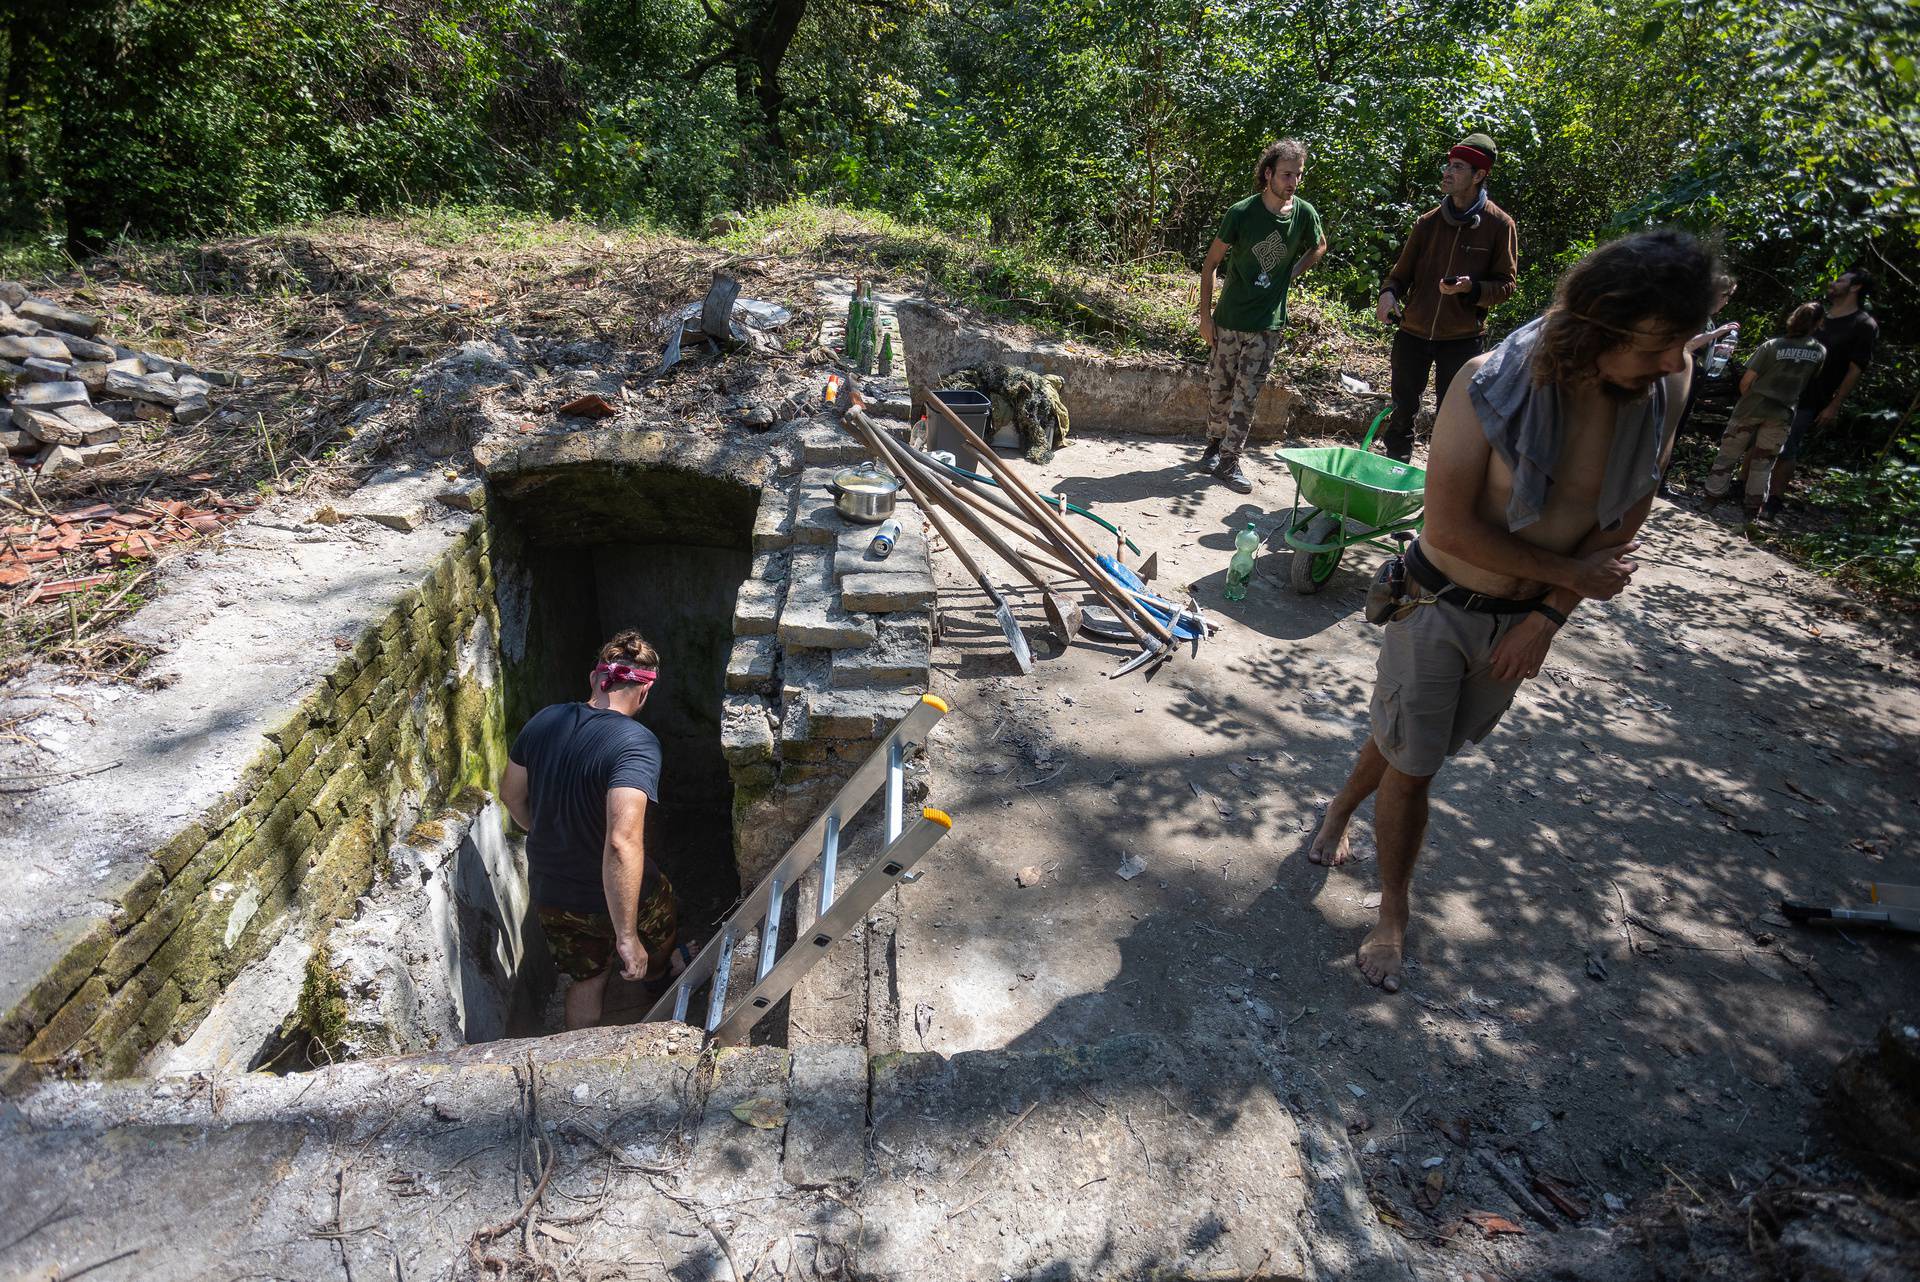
[16,298,100,337]
[720,693,775,767]
[173,394,212,426]
[806,687,921,739]
[732,577,784,637]
[777,696,825,761]
[751,482,794,551]
[830,613,932,689]
[783,1044,870,1187]
[36,444,84,477]
[725,633,778,693]
[790,488,851,547]
[62,334,115,362]
[797,420,871,466]
[20,977,108,1062]
[131,400,171,423]
[152,823,210,880]
[68,361,110,394]
[77,442,123,465]
[20,356,69,381]
[0,427,29,454]
[750,548,789,581]
[0,311,36,337]
[14,406,82,446]
[104,368,183,407]
[840,571,934,613]
[9,379,88,411]
[833,523,928,582]
[691,1046,792,1191]
[0,281,25,307]
[778,593,875,651]
[0,919,111,1054]
[0,334,72,363]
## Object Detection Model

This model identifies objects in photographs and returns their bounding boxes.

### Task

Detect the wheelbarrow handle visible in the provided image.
[1358,406,1392,453]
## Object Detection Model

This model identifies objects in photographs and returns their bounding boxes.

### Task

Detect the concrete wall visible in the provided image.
[0,523,508,1081]
[896,298,1295,439]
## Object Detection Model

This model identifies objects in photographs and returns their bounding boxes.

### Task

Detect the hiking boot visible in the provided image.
[1199,439,1221,471]
[1214,457,1253,494]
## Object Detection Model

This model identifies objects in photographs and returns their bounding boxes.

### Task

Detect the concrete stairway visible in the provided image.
[1,1025,1330,1280]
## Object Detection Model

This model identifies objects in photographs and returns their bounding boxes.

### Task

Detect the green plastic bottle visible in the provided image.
[1223,523,1259,601]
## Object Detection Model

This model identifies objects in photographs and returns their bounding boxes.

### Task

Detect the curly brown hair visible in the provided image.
[1532,230,1717,387]
[598,628,660,674]
[1255,139,1307,189]
[1785,301,1823,338]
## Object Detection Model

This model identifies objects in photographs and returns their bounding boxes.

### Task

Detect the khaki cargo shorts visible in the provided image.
[1370,597,1528,777]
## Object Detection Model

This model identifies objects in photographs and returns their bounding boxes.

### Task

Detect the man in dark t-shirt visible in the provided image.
[1769,267,1879,509]
[498,628,679,1030]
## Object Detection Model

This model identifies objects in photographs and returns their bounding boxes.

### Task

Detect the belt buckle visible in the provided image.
[1462,591,1491,612]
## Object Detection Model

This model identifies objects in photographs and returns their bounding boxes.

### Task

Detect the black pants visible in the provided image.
[1385,331,1482,461]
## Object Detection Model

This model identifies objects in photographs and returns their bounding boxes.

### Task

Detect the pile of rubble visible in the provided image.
[0,282,230,479]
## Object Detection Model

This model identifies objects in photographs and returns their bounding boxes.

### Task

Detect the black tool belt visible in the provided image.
[1405,540,1546,615]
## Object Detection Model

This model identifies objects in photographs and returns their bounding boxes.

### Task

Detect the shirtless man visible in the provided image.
[1308,230,1714,992]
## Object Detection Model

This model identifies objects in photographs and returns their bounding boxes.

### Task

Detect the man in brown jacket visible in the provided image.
[1375,133,1520,461]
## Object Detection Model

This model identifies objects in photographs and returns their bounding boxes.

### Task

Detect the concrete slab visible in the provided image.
[0,476,477,1047]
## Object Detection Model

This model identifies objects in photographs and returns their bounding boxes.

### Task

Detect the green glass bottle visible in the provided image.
[1223,523,1259,601]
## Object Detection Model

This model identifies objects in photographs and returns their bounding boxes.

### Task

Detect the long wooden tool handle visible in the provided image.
[888,434,1084,575]
[923,396,1172,646]
[846,411,991,588]
[861,417,1066,592]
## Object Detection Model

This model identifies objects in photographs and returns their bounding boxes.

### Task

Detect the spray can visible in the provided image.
[870,518,902,559]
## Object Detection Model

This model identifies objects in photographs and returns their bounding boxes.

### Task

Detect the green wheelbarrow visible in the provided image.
[1274,407,1426,593]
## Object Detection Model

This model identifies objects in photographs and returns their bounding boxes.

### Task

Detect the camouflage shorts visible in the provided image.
[1207,326,1284,459]
[537,869,678,980]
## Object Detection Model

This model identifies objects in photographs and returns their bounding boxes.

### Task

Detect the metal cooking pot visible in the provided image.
[831,462,900,524]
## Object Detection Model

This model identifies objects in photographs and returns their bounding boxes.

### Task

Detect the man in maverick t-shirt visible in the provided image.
[1196,137,1328,493]
[498,629,679,1030]
[1768,267,1879,512]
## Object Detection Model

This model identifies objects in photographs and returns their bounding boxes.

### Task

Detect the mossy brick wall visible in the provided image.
[1,522,509,1081]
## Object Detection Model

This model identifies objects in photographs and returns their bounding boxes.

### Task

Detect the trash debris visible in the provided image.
[1347,1083,1368,1099]
[1585,951,1609,981]
[1415,1168,1446,1212]
[1015,865,1042,887]
[1339,373,1374,395]
[1463,1209,1525,1237]
[556,393,616,419]
[1115,852,1147,881]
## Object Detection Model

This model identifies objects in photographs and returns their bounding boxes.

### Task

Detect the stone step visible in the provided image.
[4,1032,1317,1281]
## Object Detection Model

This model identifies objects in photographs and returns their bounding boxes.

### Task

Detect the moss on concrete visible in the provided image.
[293,942,349,1064]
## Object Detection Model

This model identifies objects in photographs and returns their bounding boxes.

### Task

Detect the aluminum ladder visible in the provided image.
[643,693,952,1044]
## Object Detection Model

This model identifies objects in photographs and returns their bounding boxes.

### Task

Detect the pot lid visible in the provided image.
[833,463,899,495]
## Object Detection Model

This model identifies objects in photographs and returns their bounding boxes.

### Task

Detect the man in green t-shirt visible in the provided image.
[1197,138,1328,493]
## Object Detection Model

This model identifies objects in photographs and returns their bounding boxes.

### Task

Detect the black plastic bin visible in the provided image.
[926,388,994,465]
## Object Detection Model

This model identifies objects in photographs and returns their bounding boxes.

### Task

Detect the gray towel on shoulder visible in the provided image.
[1467,316,1669,532]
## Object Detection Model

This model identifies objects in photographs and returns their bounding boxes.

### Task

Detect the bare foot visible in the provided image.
[1308,805,1354,866]
[1356,921,1405,993]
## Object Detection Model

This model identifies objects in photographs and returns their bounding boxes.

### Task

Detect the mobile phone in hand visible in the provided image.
[1443,275,1467,286]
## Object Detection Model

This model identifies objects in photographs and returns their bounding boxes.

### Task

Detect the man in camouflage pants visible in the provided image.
[1197,138,1328,492]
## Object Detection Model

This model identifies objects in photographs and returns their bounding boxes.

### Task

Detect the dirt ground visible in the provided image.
[900,430,1920,1276]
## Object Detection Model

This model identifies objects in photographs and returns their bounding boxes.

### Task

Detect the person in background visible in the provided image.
[1768,268,1879,512]
[1659,273,1740,498]
[498,629,679,1031]
[1196,137,1329,494]
[1704,303,1826,519]
[1374,132,1520,461]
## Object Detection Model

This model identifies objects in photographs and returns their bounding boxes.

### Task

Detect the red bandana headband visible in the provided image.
[595,661,658,691]
[1449,143,1494,172]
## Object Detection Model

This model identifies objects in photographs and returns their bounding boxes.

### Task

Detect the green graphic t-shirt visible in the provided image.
[1732,335,1827,422]
[1211,194,1324,333]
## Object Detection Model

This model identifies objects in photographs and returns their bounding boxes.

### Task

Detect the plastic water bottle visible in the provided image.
[1705,323,1739,378]
[870,518,901,558]
[1223,523,1259,601]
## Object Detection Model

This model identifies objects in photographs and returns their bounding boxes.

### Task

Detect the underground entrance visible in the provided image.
[486,461,760,1030]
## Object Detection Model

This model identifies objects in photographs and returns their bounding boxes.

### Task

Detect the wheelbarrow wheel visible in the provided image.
[1290,513,1345,594]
